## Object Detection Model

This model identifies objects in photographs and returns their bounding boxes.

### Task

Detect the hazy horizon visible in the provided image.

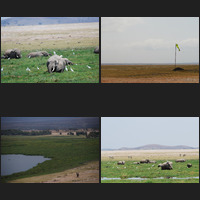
[101,17,199,64]
[101,117,199,149]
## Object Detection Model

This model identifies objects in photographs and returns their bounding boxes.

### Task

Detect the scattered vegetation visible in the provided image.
[1,129,51,136]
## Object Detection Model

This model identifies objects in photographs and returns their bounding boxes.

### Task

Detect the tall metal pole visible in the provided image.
[175,44,176,68]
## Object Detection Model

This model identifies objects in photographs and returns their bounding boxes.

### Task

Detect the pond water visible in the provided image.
[1,154,51,176]
[101,177,199,181]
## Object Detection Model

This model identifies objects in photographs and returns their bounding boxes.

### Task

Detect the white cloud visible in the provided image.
[128,37,199,50]
[180,38,199,47]
[102,17,143,32]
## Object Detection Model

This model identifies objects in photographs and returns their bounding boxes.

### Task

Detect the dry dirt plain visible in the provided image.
[101,149,199,161]
[8,161,99,183]
[101,65,199,83]
[1,22,99,51]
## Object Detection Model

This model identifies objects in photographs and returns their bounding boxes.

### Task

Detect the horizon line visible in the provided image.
[102,62,199,65]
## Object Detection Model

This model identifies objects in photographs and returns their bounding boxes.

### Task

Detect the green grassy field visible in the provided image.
[1,135,99,183]
[101,160,199,183]
[1,47,99,83]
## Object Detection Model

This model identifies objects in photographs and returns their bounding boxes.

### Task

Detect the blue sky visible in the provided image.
[101,17,199,64]
[101,117,199,149]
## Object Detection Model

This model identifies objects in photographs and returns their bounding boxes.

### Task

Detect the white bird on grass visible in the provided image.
[73,52,75,55]
[87,65,91,69]
[28,56,31,58]
[60,55,63,58]
[37,67,39,70]
[65,67,68,71]
[8,57,10,60]
[26,67,31,72]
[70,68,74,72]
[53,51,56,55]
[1,67,3,71]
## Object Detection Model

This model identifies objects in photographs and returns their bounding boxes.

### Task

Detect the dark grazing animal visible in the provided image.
[158,161,173,170]
[117,161,125,165]
[176,159,186,162]
[27,51,52,58]
[94,46,99,54]
[3,48,22,59]
[139,159,156,164]
[187,163,192,168]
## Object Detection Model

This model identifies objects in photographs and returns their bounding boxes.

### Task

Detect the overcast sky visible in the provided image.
[101,117,199,149]
[1,117,99,130]
[101,17,199,64]
[1,17,11,20]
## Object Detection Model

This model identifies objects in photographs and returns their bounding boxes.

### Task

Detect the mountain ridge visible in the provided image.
[1,17,99,26]
[102,144,198,151]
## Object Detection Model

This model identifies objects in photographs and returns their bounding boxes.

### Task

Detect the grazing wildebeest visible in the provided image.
[27,51,52,58]
[76,172,79,177]
[187,163,192,168]
[3,48,22,59]
[158,161,173,170]
[175,159,186,162]
[117,161,125,165]
[183,154,186,157]
[47,55,73,73]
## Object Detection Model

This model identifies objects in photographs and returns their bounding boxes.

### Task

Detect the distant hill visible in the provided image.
[118,144,197,150]
[1,17,99,26]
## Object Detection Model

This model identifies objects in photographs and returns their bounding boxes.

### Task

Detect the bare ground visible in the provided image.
[101,65,199,83]
[8,161,99,183]
[1,22,99,51]
[101,149,199,161]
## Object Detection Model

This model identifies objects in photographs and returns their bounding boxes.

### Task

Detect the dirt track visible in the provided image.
[101,65,199,83]
[9,161,99,183]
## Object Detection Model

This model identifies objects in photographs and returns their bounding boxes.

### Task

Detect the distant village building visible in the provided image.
[50,128,99,136]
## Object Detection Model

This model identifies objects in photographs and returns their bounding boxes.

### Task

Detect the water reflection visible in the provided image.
[1,154,51,176]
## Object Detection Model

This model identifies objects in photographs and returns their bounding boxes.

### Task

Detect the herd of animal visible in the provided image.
[1,47,99,73]
[115,158,192,170]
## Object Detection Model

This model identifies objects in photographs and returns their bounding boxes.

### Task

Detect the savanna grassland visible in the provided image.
[1,135,99,183]
[101,64,199,83]
[1,23,99,83]
[101,149,199,183]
